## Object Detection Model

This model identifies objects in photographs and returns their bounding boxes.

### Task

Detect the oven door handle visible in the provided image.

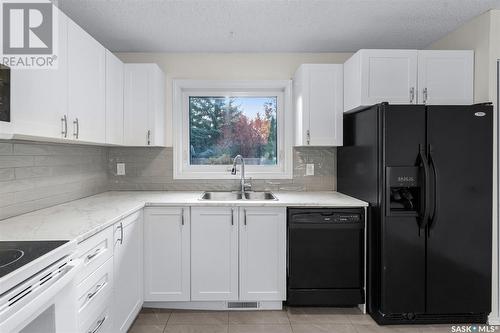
[0,259,82,333]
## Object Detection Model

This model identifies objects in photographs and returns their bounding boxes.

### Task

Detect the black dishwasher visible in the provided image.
[287,208,365,306]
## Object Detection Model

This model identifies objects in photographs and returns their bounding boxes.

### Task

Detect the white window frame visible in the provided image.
[173,80,293,179]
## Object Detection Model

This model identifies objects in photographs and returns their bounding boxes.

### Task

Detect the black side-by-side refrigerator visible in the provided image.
[338,103,493,324]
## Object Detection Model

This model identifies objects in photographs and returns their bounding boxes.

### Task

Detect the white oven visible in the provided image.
[0,250,81,333]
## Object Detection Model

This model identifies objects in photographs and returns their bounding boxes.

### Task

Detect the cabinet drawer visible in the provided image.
[76,226,113,284]
[77,257,113,326]
[79,300,112,333]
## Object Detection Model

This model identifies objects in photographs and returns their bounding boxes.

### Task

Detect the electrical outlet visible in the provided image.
[117,163,126,176]
[306,163,315,176]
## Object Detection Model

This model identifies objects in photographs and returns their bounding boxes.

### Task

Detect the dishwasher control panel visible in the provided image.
[335,214,362,223]
[288,208,364,224]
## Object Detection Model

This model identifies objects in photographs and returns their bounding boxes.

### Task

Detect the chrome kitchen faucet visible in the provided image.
[231,155,251,195]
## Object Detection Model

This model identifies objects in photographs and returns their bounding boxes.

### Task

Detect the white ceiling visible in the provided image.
[57,0,500,53]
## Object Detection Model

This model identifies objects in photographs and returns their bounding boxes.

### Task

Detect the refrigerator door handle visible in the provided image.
[428,144,439,234]
[417,145,431,228]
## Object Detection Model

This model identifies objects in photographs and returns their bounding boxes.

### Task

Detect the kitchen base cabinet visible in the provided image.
[113,211,143,333]
[191,207,238,301]
[239,207,286,301]
[144,207,190,302]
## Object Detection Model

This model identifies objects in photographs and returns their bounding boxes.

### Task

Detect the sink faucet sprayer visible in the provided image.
[231,155,251,195]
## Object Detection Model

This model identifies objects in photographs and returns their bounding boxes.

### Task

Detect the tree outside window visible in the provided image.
[189,96,277,166]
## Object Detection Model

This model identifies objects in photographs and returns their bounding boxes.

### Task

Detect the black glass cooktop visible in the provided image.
[0,240,69,278]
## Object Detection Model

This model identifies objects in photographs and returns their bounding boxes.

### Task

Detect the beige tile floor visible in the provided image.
[128,307,469,333]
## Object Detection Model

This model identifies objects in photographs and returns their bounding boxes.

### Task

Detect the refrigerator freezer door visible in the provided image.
[426,105,492,314]
[381,105,427,314]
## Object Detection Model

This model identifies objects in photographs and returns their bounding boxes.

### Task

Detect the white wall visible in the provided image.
[427,11,491,103]
[427,10,500,324]
[115,52,352,147]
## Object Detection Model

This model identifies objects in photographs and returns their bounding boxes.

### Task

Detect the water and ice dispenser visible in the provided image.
[386,166,422,215]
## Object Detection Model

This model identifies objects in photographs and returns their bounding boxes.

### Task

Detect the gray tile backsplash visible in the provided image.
[0,142,336,220]
[0,141,108,220]
[108,147,336,192]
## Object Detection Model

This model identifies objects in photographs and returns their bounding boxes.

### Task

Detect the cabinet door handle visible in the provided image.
[86,283,104,301]
[147,130,151,145]
[423,88,428,104]
[116,222,123,244]
[73,118,79,139]
[61,115,68,138]
[88,316,106,333]
[306,130,310,145]
[410,87,415,103]
[181,209,184,226]
[231,208,234,225]
[243,209,247,226]
[85,248,101,262]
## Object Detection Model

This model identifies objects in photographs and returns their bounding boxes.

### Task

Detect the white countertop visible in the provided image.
[0,191,367,243]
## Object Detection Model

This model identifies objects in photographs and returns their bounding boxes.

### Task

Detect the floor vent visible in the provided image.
[227,302,259,309]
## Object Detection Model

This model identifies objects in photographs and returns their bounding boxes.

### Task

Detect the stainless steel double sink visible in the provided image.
[200,191,277,201]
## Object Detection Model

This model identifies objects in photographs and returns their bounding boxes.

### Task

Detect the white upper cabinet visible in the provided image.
[124,64,165,146]
[344,49,474,112]
[417,50,473,105]
[105,51,124,145]
[143,207,190,302]
[294,64,343,146]
[239,207,286,301]
[67,19,106,143]
[5,7,68,139]
[191,207,238,301]
[344,49,418,112]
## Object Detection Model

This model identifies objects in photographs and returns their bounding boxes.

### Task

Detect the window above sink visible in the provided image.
[173,80,293,180]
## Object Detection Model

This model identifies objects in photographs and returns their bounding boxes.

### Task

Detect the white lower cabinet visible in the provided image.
[189,206,287,303]
[144,207,190,301]
[76,205,287,323]
[239,207,286,301]
[76,258,113,333]
[113,211,143,333]
[191,207,239,301]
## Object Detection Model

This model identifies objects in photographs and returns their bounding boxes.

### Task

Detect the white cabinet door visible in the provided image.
[344,49,418,112]
[105,50,124,145]
[239,207,286,301]
[294,64,343,146]
[124,64,149,146]
[68,19,106,143]
[417,50,474,105]
[9,7,68,139]
[191,207,238,301]
[144,207,190,302]
[361,49,418,105]
[113,211,143,333]
[308,65,343,146]
[124,64,165,146]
